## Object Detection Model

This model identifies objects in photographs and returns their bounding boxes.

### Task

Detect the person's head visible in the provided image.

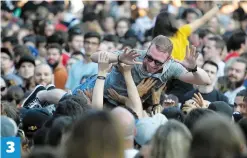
[1,101,20,125]
[143,35,173,73]
[17,55,36,79]
[46,116,73,147]
[2,36,18,52]
[227,30,247,53]
[208,101,233,119]
[190,114,245,158]
[235,89,247,113]
[55,95,91,119]
[68,32,84,52]
[65,111,124,158]
[102,16,115,32]
[22,108,51,139]
[197,28,215,46]
[13,45,32,65]
[208,17,219,33]
[84,32,101,56]
[184,108,215,131]
[111,107,136,148]
[1,47,13,72]
[6,86,25,105]
[1,116,18,137]
[44,21,55,37]
[34,64,53,87]
[150,120,192,158]
[161,106,185,122]
[201,60,218,84]
[46,44,62,69]
[203,36,225,60]
[181,8,200,23]
[116,18,130,37]
[23,35,37,48]
[101,34,118,52]
[152,12,178,38]
[36,35,47,58]
[227,57,247,88]
[1,77,7,98]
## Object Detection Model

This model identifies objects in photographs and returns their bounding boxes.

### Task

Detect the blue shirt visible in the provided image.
[65,61,98,91]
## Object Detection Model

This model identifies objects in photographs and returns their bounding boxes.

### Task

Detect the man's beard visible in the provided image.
[228,78,245,90]
[48,61,59,69]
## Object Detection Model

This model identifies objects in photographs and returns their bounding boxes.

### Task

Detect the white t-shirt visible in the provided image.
[125,149,139,158]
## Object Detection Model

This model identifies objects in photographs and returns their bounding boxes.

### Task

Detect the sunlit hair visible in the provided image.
[150,120,192,158]
[64,111,124,158]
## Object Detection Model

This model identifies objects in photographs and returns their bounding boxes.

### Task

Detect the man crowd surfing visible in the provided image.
[1,1,247,158]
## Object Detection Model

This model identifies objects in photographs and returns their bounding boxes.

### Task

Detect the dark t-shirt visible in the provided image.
[180,89,229,105]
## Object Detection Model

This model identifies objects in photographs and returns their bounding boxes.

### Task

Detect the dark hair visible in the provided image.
[208,36,225,51]
[197,28,214,39]
[6,86,25,105]
[84,31,101,42]
[2,36,18,46]
[184,108,215,131]
[181,8,200,20]
[13,45,32,58]
[161,106,185,122]
[116,17,130,29]
[47,31,67,45]
[46,116,73,146]
[36,35,47,46]
[103,34,119,46]
[152,12,178,38]
[46,43,62,54]
[202,60,219,71]
[227,30,247,51]
[236,89,247,97]
[68,32,83,42]
[23,35,37,45]
[1,101,20,126]
[82,12,98,22]
[33,127,49,146]
[55,95,91,119]
[1,47,13,59]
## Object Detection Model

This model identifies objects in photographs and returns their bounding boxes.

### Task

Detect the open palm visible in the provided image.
[176,45,198,70]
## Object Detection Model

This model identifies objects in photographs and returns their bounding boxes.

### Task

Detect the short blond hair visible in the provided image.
[151,35,173,54]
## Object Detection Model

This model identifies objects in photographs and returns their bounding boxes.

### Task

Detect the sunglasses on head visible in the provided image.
[144,54,165,66]
[1,87,6,91]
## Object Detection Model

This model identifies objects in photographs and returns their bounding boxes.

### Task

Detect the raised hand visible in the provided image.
[77,89,92,105]
[151,83,166,105]
[107,88,128,105]
[175,45,198,70]
[118,48,142,65]
[192,93,209,108]
[137,78,157,97]
[98,52,111,76]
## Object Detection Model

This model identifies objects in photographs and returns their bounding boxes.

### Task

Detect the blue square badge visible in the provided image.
[1,137,21,158]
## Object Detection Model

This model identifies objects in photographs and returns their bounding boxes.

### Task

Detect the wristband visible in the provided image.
[97,76,106,80]
[188,65,197,73]
[117,55,121,64]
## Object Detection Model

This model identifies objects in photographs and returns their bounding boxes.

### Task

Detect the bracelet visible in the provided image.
[117,55,121,64]
[188,65,197,72]
[97,76,106,80]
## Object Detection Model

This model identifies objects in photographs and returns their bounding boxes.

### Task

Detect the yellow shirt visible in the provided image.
[169,24,192,61]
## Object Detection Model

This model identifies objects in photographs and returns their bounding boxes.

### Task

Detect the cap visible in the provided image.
[1,116,18,137]
[22,108,52,138]
[151,35,173,54]
[17,55,36,69]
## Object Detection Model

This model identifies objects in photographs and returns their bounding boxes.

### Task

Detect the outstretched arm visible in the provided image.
[120,64,143,118]
[91,52,110,109]
[189,5,220,32]
[91,47,142,65]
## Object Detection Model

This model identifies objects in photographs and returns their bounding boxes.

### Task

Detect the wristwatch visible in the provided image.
[188,65,197,72]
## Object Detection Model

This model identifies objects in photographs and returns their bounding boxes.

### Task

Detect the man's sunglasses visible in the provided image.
[144,54,165,66]
[1,87,6,92]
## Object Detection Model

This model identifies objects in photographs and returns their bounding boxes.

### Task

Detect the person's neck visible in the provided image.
[238,48,244,55]
[213,56,222,63]
[124,139,134,150]
[2,68,12,76]
[198,84,214,93]
[83,55,92,63]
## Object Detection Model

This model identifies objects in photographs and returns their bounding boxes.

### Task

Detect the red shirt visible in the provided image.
[62,53,70,66]
[224,51,239,62]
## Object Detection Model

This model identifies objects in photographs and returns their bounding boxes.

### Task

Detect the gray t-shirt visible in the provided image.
[104,49,186,105]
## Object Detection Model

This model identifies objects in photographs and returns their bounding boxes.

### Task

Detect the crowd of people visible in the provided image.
[1,0,247,158]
